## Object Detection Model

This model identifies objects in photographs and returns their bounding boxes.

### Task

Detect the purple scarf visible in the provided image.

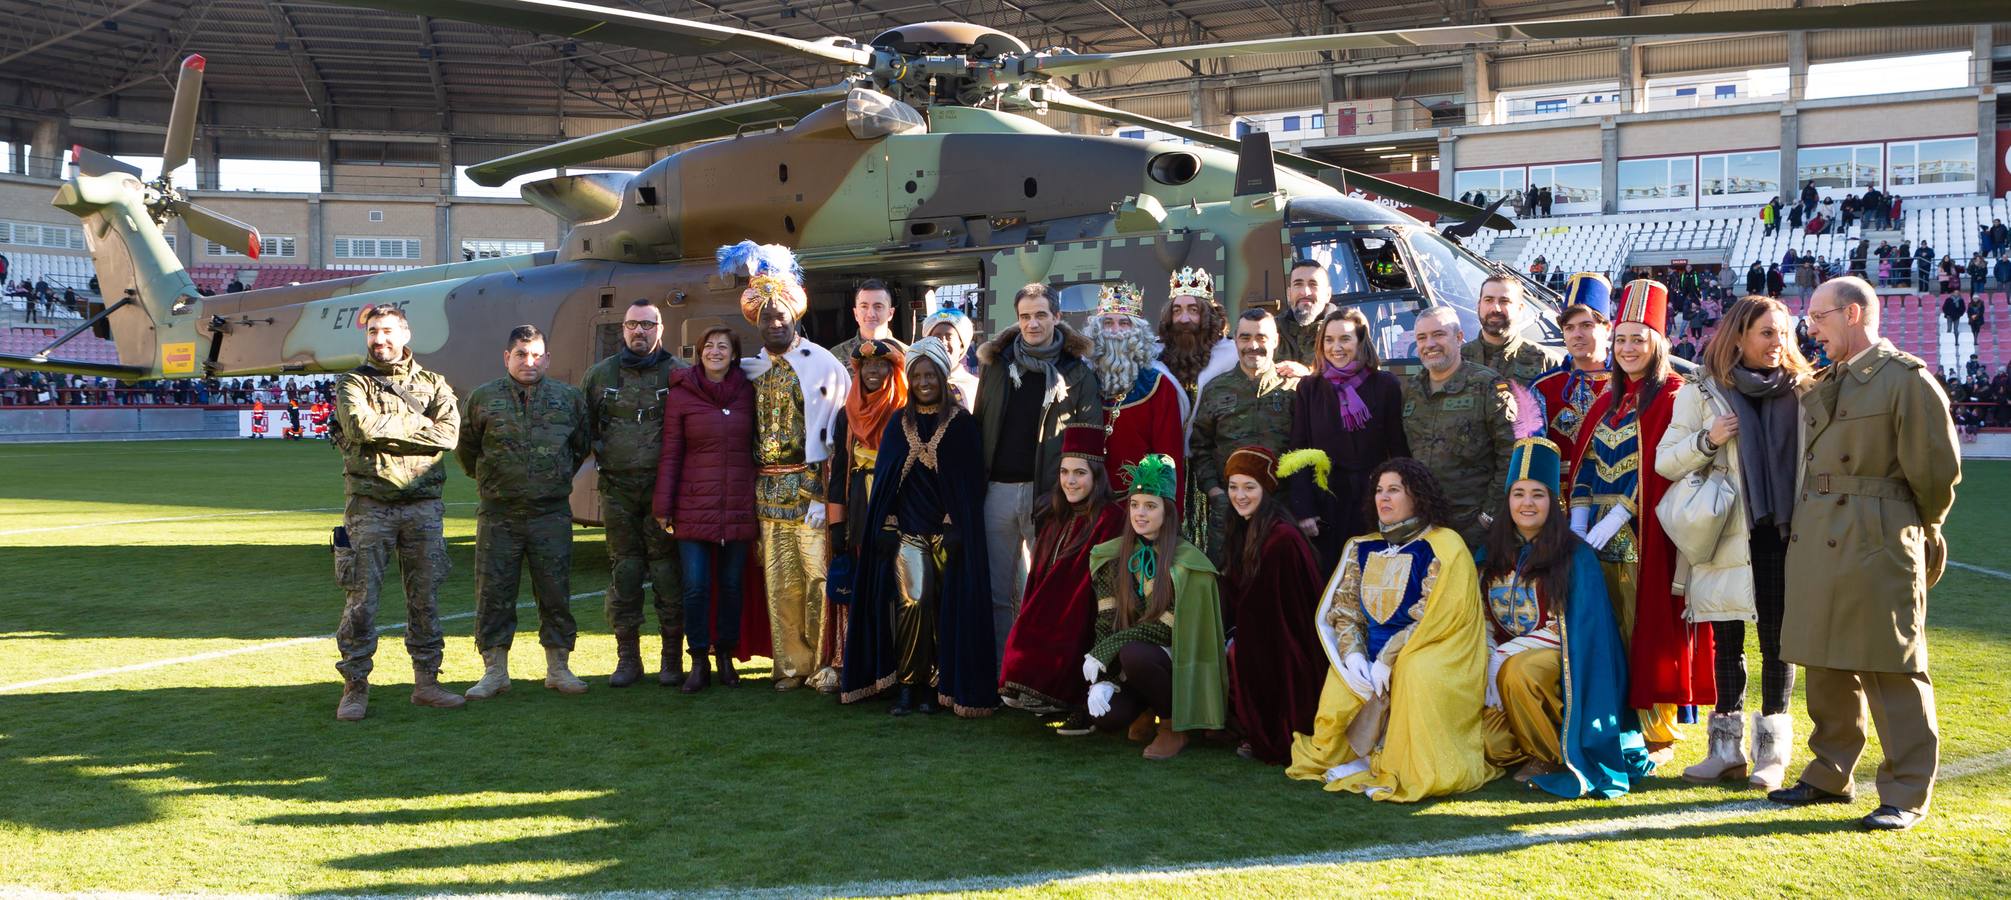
[1323,361,1372,431]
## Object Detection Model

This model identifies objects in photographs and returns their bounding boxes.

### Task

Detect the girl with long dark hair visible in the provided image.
[1219,446,1328,765]
[1286,458,1496,802]
[999,424,1125,732]
[1478,438,1653,797]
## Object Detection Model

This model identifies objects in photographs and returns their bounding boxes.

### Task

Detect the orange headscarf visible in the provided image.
[845,339,907,451]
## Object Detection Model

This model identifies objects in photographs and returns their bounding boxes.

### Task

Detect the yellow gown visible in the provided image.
[1286,526,1500,801]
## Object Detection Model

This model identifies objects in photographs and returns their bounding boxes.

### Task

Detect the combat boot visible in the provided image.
[657,626,686,687]
[714,644,740,687]
[409,668,466,709]
[682,647,711,694]
[608,632,644,687]
[544,646,588,694]
[335,678,369,721]
[464,648,511,701]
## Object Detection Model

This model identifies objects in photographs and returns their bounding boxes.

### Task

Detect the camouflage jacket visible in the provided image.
[1462,334,1563,386]
[456,376,590,516]
[582,347,689,484]
[331,352,459,502]
[1190,364,1298,493]
[1275,305,1333,370]
[1400,362,1518,545]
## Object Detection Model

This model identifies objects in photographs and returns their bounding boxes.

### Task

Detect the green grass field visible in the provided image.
[1,439,2007,897]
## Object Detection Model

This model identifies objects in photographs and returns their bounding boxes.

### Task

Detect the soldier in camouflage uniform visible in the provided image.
[1276,259,1338,370]
[1461,274,1563,386]
[456,325,593,700]
[582,300,689,687]
[1189,309,1298,561]
[1402,306,1520,548]
[329,306,464,721]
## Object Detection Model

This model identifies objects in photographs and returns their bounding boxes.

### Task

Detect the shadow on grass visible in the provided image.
[0,679,1839,894]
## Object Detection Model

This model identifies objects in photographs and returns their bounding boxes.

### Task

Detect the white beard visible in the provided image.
[1085,318,1158,403]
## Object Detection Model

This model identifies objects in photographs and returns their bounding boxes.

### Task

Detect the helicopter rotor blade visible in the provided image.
[161,55,206,175]
[315,0,873,68]
[171,199,262,259]
[1035,88,1513,230]
[71,145,144,179]
[1017,0,2000,78]
[466,82,854,187]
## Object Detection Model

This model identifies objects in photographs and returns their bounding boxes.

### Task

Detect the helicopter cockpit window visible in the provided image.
[845,88,926,140]
[1054,282,1106,317]
[1405,229,1561,346]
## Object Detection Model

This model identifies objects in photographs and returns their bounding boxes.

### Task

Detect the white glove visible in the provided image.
[1339,652,1373,699]
[1485,650,1505,710]
[1081,653,1105,685]
[802,504,827,529]
[1087,681,1117,718]
[1569,505,1591,538]
[1371,659,1393,697]
[1585,505,1631,551]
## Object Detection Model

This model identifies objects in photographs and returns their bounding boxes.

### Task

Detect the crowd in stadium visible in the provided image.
[0,370,335,406]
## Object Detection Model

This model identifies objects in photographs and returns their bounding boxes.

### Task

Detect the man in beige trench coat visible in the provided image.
[1768,276,1959,831]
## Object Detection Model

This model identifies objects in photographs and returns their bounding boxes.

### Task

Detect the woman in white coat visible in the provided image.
[1656,295,1811,790]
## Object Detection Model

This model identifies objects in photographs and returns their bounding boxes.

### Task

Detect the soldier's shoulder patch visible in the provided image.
[1402,400,1416,417]
[1494,379,1513,395]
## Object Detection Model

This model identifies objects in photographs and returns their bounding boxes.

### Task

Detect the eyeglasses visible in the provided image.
[622,321,659,331]
[1806,306,1846,323]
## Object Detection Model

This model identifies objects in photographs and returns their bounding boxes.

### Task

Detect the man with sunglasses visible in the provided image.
[583,300,691,687]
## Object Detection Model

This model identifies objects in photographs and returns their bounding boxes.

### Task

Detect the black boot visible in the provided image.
[915,691,941,716]
[658,626,686,687]
[889,686,915,717]
[609,632,643,688]
[681,647,711,694]
[714,644,740,687]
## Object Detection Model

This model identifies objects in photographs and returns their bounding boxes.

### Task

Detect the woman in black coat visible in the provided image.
[1283,307,1409,576]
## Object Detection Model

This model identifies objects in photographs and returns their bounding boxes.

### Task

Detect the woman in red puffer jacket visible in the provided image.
[654,325,757,692]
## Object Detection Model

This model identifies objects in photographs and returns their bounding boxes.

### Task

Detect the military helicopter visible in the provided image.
[16,0,1997,395]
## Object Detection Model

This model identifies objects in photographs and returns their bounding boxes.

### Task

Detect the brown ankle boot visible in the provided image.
[1143,719,1188,761]
[658,627,686,687]
[409,668,464,709]
[608,632,643,687]
[682,647,711,694]
[714,644,740,686]
[1126,711,1156,743]
[335,678,369,721]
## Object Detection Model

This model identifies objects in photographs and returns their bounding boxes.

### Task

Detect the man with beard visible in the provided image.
[1402,305,1520,548]
[1529,273,1616,486]
[1463,275,1562,386]
[1157,267,1237,420]
[1084,283,1186,500]
[582,300,689,687]
[1278,259,1337,369]
[720,240,851,691]
[1189,309,1297,559]
[328,306,463,720]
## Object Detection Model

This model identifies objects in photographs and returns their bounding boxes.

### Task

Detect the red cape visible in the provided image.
[1224,520,1326,765]
[999,503,1126,708]
[1574,373,1715,709]
[1106,371,1186,511]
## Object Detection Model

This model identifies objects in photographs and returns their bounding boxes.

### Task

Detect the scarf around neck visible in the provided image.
[1378,516,1427,547]
[1008,328,1066,408]
[844,361,907,452]
[1720,365,1800,534]
[618,345,669,370]
[1322,361,1372,431]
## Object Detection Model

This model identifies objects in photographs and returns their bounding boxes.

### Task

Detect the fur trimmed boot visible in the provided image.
[1749,713,1793,791]
[464,648,511,701]
[335,678,369,721]
[544,647,588,694]
[409,668,465,709]
[1682,712,1749,783]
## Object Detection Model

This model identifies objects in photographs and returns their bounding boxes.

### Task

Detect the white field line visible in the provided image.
[0,750,2003,900]
[0,589,606,695]
[0,502,476,537]
[1946,560,2011,581]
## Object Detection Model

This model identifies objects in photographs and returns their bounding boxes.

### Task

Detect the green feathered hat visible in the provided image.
[1122,453,1180,501]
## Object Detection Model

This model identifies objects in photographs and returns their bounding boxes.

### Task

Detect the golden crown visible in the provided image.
[1168,266,1214,301]
[1095,282,1146,320]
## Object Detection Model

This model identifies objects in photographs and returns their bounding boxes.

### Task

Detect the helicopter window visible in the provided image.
[1348,298,1429,365]
[1292,234,1379,297]
[1405,229,1560,345]
[1148,152,1201,186]
[1053,282,1111,317]
[1024,178,1039,199]
[779,164,789,183]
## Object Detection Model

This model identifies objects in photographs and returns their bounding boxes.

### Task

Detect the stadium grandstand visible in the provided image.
[1,1,2008,442]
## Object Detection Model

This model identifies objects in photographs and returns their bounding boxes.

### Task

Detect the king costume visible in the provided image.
[1529,273,1616,485]
[1093,283,1187,503]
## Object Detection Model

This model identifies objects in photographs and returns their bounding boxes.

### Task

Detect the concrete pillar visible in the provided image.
[435,201,452,266]
[194,138,219,191]
[1600,119,1619,214]
[1779,109,1800,201]
[29,118,61,178]
[317,137,334,193]
[437,137,455,197]
[1973,26,1993,87]
[1979,92,1998,198]
[1190,82,1219,131]
[1438,132,1457,196]
[1463,50,1494,126]
[1786,32,1807,103]
[306,197,324,267]
[1617,39,1641,115]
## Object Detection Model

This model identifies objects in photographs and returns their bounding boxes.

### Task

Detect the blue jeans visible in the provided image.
[678,540,749,651]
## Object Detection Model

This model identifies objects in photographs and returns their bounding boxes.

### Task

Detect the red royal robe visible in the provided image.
[1224,520,1326,765]
[1530,363,1612,487]
[999,503,1126,709]
[1105,370,1186,511]
[1572,373,1715,710]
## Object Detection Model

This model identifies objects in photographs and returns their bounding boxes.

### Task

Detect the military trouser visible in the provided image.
[894,533,945,690]
[600,476,681,639]
[473,508,577,653]
[334,496,449,681]
[759,516,826,679]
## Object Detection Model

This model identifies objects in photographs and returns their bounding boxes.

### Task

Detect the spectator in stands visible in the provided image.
[1942,293,1965,336]
[1459,191,1473,206]
[1938,256,1957,295]
[1914,242,1934,292]
[1982,224,1995,258]
[1787,200,1804,231]
[1782,248,1798,270]
[1673,334,1698,362]
[1840,194,1859,230]
[1746,261,1765,295]
[1967,294,1987,345]
[1877,256,1892,287]
[1539,187,1553,216]
[1967,253,1988,294]
[1850,240,1869,279]
[1798,181,1818,219]
[1525,183,1540,218]
[1760,199,1778,236]
[1991,219,2008,256]
[1766,263,1784,298]
[1818,197,1836,234]
[1995,254,2011,289]
[1966,354,1982,382]
[1861,187,1885,229]
[1888,194,1903,228]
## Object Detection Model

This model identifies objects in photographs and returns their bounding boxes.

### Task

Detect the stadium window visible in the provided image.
[1618,156,1696,211]
[216,158,321,193]
[1527,162,1602,213]
[1805,51,1970,101]
[1885,137,1978,195]
[1674,87,1697,97]
[207,235,296,258]
[334,236,423,260]
[1452,166,1526,204]
[1311,114,1324,130]
[1714,85,1737,99]
[1699,151,1781,204]
[1282,115,1301,132]
[0,219,85,250]
[1533,99,1566,115]
[1796,143,1882,195]
[461,239,546,259]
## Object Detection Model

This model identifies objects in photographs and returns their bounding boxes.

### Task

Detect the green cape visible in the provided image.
[1087,538,1226,732]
